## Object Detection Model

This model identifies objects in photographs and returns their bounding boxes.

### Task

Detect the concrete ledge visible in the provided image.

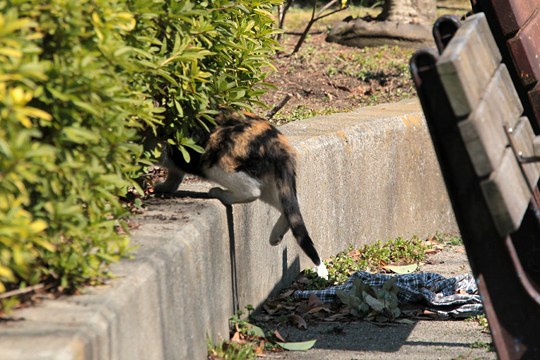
[0,99,457,359]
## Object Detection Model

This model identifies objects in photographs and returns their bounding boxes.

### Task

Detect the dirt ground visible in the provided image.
[257,1,471,125]
[258,34,417,125]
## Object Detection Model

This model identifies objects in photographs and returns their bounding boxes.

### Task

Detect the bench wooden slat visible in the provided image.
[507,8,540,88]
[437,13,501,117]
[511,117,540,185]
[481,147,532,236]
[481,0,540,36]
[457,64,523,177]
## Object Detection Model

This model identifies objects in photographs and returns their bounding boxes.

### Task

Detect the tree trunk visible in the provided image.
[326,0,437,48]
[380,0,436,27]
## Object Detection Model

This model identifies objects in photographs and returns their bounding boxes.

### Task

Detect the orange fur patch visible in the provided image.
[208,119,274,172]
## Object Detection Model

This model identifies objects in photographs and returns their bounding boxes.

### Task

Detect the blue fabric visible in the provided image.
[293,272,483,318]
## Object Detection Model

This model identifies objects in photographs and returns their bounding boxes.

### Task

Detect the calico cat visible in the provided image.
[154,110,328,279]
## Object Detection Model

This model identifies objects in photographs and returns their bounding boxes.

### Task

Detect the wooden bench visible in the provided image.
[471,0,540,130]
[410,12,540,360]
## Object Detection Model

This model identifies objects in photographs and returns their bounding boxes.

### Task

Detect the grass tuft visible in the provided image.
[303,235,431,289]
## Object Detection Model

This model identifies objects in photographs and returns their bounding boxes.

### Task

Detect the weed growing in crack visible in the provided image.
[303,235,432,289]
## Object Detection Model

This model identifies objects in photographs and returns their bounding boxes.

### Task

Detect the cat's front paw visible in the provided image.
[209,187,231,204]
[154,181,177,194]
[208,187,223,198]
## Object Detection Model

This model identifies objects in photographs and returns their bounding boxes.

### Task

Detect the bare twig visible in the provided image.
[316,7,349,21]
[266,94,292,120]
[290,0,348,55]
[316,0,340,17]
[277,0,294,41]
[290,0,319,56]
[0,283,45,300]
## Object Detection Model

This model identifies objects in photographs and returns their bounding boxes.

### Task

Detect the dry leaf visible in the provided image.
[263,303,278,315]
[323,313,347,321]
[273,329,287,342]
[231,331,243,343]
[279,289,295,299]
[306,306,331,315]
[307,294,324,308]
[296,302,310,314]
[289,314,307,329]
[255,340,265,355]
[312,311,329,320]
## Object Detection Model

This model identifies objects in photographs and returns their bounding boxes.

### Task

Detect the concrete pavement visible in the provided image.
[261,245,495,360]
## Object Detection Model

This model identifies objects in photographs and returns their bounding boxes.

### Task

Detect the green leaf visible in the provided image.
[364,293,385,312]
[383,264,418,274]
[180,137,204,153]
[179,145,191,163]
[73,100,100,116]
[0,265,16,282]
[276,340,317,351]
[63,127,100,144]
[245,323,265,338]
[33,238,56,252]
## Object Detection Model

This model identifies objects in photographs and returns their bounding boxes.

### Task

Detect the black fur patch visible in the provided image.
[168,144,205,176]
[236,126,287,177]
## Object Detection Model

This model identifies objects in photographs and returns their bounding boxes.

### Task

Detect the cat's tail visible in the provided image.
[275,162,322,266]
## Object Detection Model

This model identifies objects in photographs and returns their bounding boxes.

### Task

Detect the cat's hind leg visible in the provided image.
[259,180,290,246]
[205,167,262,205]
[269,213,289,246]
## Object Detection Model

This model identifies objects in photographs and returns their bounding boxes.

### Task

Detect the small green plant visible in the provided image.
[470,340,494,352]
[274,105,347,125]
[303,235,431,289]
[229,306,260,337]
[208,339,257,360]
[324,46,414,82]
[467,314,490,332]
[286,105,318,122]
[208,305,266,359]
[337,277,401,322]
[443,235,463,246]
[464,315,494,352]
[208,304,318,358]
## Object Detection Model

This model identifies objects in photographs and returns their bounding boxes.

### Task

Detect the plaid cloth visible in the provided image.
[294,272,483,318]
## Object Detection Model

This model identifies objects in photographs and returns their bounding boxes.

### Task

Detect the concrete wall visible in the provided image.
[0,99,457,360]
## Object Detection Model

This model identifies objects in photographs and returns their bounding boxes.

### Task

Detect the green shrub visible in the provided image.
[0,3,145,295]
[0,0,280,298]
[124,0,281,155]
